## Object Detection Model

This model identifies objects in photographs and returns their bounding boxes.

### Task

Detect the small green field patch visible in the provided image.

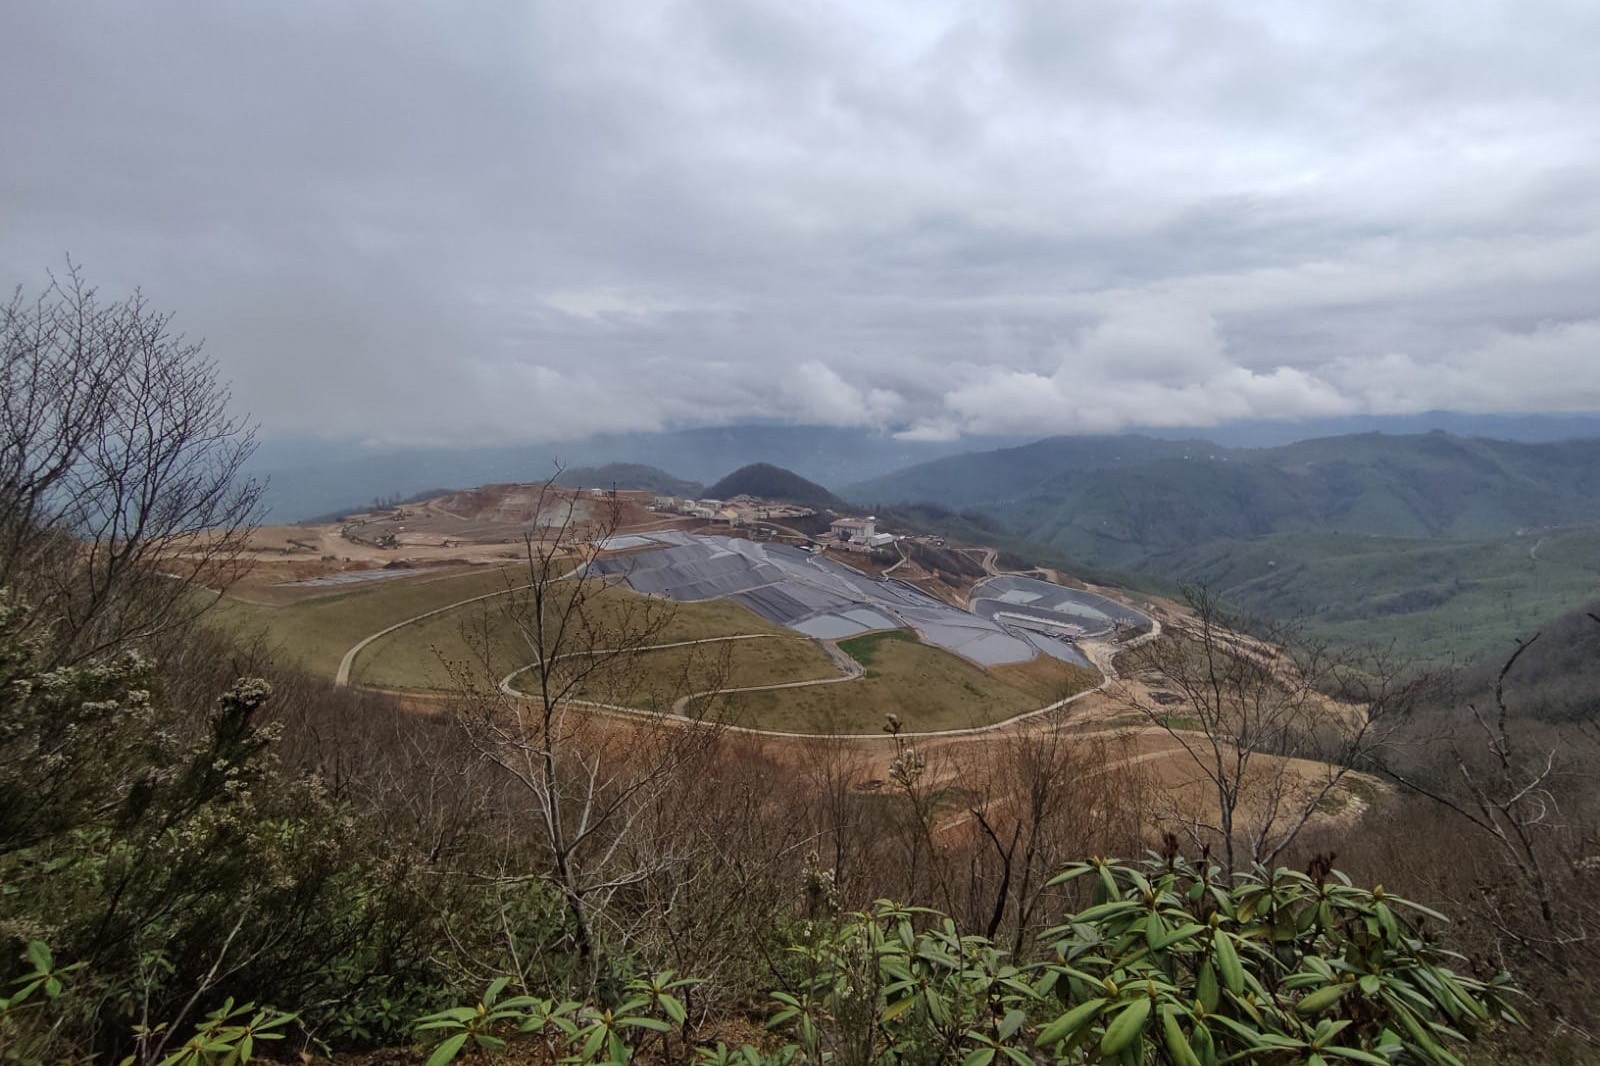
[839,628,918,674]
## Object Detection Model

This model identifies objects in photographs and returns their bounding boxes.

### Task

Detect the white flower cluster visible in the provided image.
[888,746,925,789]
[802,849,839,914]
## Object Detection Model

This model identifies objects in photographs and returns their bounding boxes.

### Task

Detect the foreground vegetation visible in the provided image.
[408,854,1518,1066]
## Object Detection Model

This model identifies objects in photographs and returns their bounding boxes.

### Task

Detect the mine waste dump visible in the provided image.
[594,532,1151,668]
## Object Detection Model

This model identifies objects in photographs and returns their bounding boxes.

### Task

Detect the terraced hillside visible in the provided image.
[211,562,837,694]
[693,630,1098,734]
[210,523,1146,733]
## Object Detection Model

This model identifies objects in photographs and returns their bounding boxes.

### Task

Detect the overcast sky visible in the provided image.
[4,1,1600,446]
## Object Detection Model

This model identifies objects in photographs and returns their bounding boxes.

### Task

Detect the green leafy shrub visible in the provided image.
[415,971,697,1066]
[415,854,1518,1066]
[131,999,296,1066]
[0,944,294,1066]
[0,589,512,1058]
[1029,854,1520,1065]
[1,941,86,1065]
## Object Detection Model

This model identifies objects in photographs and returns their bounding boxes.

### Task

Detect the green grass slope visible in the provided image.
[209,566,526,678]
[353,597,831,693]
[696,630,1095,734]
[209,565,811,688]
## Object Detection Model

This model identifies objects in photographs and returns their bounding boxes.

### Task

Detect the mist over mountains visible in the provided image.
[253,425,1024,521]
[254,414,1600,666]
[254,412,1600,523]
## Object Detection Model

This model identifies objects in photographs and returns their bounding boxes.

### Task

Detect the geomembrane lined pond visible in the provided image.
[592,533,1147,669]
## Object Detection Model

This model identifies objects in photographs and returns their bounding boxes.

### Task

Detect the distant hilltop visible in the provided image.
[704,463,841,508]
[550,460,843,510]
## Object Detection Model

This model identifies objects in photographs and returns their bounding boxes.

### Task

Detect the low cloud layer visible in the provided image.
[4,1,1599,445]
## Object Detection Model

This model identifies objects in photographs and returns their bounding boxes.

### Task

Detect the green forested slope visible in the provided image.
[704,462,842,506]
[849,432,1600,556]
[848,432,1600,663]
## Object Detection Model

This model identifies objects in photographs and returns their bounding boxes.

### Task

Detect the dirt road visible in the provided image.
[334,568,1161,742]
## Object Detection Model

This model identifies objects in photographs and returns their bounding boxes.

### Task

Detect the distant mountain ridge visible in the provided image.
[1136,412,1600,448]
[254,425,1022,521]
[253,417,1600,524]
[704,463,841,507]
[846,430,1600,665]
[846,431,1600,568]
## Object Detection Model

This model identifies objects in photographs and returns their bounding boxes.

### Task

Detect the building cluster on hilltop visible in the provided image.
[648,495,899,553]
[651,494,816,525]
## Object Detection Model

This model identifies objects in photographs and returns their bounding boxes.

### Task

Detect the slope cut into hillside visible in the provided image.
[554,463,702,497]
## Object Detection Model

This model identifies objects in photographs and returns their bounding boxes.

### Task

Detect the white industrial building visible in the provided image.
[829,516,896,551]
[830,516,876,543]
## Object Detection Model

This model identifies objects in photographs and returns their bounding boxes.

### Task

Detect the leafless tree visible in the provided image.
[1377,627,1600,975]
[446,478,726,983]
[795,734,871,905]
[1119,586,1419,874]
[881,715,962,913]
[967,730,1147,954]
[0,263,262,663]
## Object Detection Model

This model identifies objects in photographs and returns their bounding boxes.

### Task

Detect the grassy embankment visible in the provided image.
[698,628,1100,734]
[209,564,526,678]
[212,567,1100,731]
[210,564,839,694]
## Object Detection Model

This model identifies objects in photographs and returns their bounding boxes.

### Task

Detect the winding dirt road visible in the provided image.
[334,580,536,687]
[332,573,1161,742]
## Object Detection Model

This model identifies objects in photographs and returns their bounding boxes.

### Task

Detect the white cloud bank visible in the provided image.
[3,0,1600,444]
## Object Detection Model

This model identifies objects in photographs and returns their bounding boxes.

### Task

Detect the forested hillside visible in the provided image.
[850,432,1600,663]
[848,431,1600,560]
[704,462,841,506]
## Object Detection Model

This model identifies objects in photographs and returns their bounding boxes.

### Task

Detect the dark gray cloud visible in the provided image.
[4,0,1600,445]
